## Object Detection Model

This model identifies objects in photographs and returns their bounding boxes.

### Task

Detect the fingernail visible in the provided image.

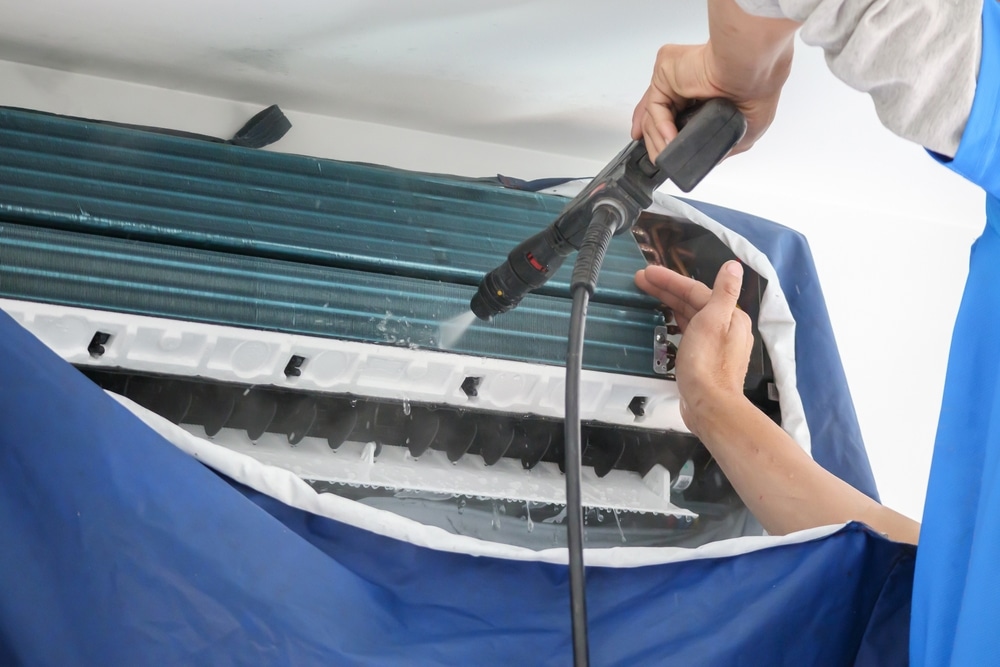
[726,261,744,277]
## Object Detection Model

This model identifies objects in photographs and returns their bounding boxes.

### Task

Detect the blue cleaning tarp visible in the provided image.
[0,300,914,665]
[683,198,879,502]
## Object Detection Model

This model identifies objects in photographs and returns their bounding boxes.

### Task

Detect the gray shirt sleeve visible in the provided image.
[734,0,982,157]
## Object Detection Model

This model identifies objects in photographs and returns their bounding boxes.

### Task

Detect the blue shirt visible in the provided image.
[915,1,1000,664]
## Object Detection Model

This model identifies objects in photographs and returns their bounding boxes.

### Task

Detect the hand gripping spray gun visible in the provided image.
[469,99,747,667]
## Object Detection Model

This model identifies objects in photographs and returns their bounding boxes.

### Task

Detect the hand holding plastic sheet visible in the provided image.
[635,261,752,436]
[634,264,921,544]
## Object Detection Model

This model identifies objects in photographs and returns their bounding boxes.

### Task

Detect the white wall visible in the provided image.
[1,50,984,522]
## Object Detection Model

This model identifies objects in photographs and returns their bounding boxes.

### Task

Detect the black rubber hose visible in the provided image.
[564,204,622,667]
[565,285,590,667]
[571,206,619,294]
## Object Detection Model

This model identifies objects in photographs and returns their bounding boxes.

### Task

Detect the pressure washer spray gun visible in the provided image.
[471,98,746,321]
[469,99,747,667]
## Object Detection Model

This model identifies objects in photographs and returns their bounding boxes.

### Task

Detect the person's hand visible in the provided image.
[635,261,753,436]
[638,261,922,544]
[631,1,798,161]
[630,44,782,159]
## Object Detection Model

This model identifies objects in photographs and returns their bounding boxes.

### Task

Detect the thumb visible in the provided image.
[631,89,650,140]
[703,261,744,320]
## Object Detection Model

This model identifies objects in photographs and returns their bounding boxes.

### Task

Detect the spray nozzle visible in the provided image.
[470,225,577,320]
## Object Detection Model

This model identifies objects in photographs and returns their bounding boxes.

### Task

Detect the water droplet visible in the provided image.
[350,399,357,407]
[613,509,626,543]
[491,499,501,530]
[526,501,534,533]
[597,511,605,523]
[458,498,466,515]
[402,399,411,416]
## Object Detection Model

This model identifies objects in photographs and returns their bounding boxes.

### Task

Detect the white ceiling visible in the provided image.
[0,0,708,160]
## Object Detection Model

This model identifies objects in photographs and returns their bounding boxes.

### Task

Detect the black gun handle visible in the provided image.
[658,99,747,192]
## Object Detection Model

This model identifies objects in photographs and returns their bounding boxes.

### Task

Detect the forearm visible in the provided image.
[736,0,982,157]
[694,395,920,544]
[705,0,798,99]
